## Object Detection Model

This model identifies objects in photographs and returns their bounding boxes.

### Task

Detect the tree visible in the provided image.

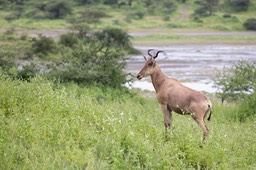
[194,0,219,16]
[214,60,256,103]
[205,0,219,15]
[46,1,72,19]
[49,29,133,88]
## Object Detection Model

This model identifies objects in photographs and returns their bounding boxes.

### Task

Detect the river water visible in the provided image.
[126,44,256,93]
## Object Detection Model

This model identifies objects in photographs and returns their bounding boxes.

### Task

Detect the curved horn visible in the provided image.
[147,49,154,57]
[143,55,147,61]
[154,50,165,59]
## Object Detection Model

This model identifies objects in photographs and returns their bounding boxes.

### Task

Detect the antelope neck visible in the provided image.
[150,66,167,92]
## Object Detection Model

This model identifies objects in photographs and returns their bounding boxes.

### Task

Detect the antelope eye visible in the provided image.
[148,61,153,66]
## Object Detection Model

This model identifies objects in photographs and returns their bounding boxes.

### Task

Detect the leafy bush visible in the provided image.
[214,60,256,103]
[59,33,79,48]
[46,1,72,19]
[69,9,110,25]
[71,23,91,37]
[49,29,132,88]
[223,14,232,18]
[235,92,256,122]
[126,11,145,20]
[75,0,100,4]
[193,0,209,17]
[31,35,57,56]
[94,28,133,52]
[163,0,177,14]
[0,49,16,69]
[229,0,250,12]
[103,0,118,5]
[243,18,256,30]
[5,12,22,21]
[16,63,40,81]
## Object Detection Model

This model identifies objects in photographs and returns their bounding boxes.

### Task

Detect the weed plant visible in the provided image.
[0,74,255,169]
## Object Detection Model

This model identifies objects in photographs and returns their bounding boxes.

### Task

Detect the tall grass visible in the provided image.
[0,75,255,169]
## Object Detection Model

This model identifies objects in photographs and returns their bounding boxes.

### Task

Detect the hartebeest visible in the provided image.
[137,49,212,141]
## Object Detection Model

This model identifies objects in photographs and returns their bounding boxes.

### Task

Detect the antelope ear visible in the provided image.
[143,55,147,61]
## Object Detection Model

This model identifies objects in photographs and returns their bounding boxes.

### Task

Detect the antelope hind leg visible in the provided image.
[193,117,209,142]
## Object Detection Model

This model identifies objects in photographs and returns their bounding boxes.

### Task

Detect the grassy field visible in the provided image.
[131,31,256,45]
[0,75,255,169]
[0,1,256,169]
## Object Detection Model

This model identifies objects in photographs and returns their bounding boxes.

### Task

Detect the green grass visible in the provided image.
[0,74,255,169]
[132,33,256,45]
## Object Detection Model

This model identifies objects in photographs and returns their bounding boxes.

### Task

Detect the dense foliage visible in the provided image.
[31,35,57,56]
[50,32,129,88]
[0,28,136,88]
[228,0,251,12]
[0,75,255,169]
[1,0,254,22]
[243,18,256,30]
[214,60,256,103]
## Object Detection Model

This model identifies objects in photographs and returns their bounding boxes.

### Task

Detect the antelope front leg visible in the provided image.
[160,104,172,130]
[161,104,172,141]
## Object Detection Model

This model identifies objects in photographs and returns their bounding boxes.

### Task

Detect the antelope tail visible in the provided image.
[207,104,213,121]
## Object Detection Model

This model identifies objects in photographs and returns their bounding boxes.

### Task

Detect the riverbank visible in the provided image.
[126,44,256,93]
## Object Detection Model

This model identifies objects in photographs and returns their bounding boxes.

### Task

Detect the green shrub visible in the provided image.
[229,0,250,12]
[243,18,256,30]
[49,29,132,88]
[223,14,232,18]
[163,0,177,14]
[0,49,16,69]
[126,11,145,20]
[59,33,79,48]
[214,60,256,103]
[46,1,72,19]
[31,35,57,56]
[193,3,211,17]
[94,28,133,52]
[68,9,110,26]
[236,92,256,122]
[71,23,91,37]
[5,12,22,21]
[16,63,40,81]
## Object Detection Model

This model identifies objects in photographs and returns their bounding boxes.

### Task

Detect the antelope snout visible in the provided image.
[137,74,142,80]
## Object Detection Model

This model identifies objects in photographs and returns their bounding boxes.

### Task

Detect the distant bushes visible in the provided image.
[214,60,256,103]
[59,33,79,48]
[243,18,256,30]
[229,0,251,12]
[31,35,57,56]
[26,1,72,19]
[0,27,135,88]
[94,28,133,52]
[235,92,256,122]
[49,28,134,88]
[69,9,110,24]
[214,60,256,122]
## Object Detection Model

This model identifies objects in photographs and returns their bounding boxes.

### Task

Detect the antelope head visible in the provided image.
[137,49,164,80]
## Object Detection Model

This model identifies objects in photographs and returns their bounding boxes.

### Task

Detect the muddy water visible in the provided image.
[126,44,256,93]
